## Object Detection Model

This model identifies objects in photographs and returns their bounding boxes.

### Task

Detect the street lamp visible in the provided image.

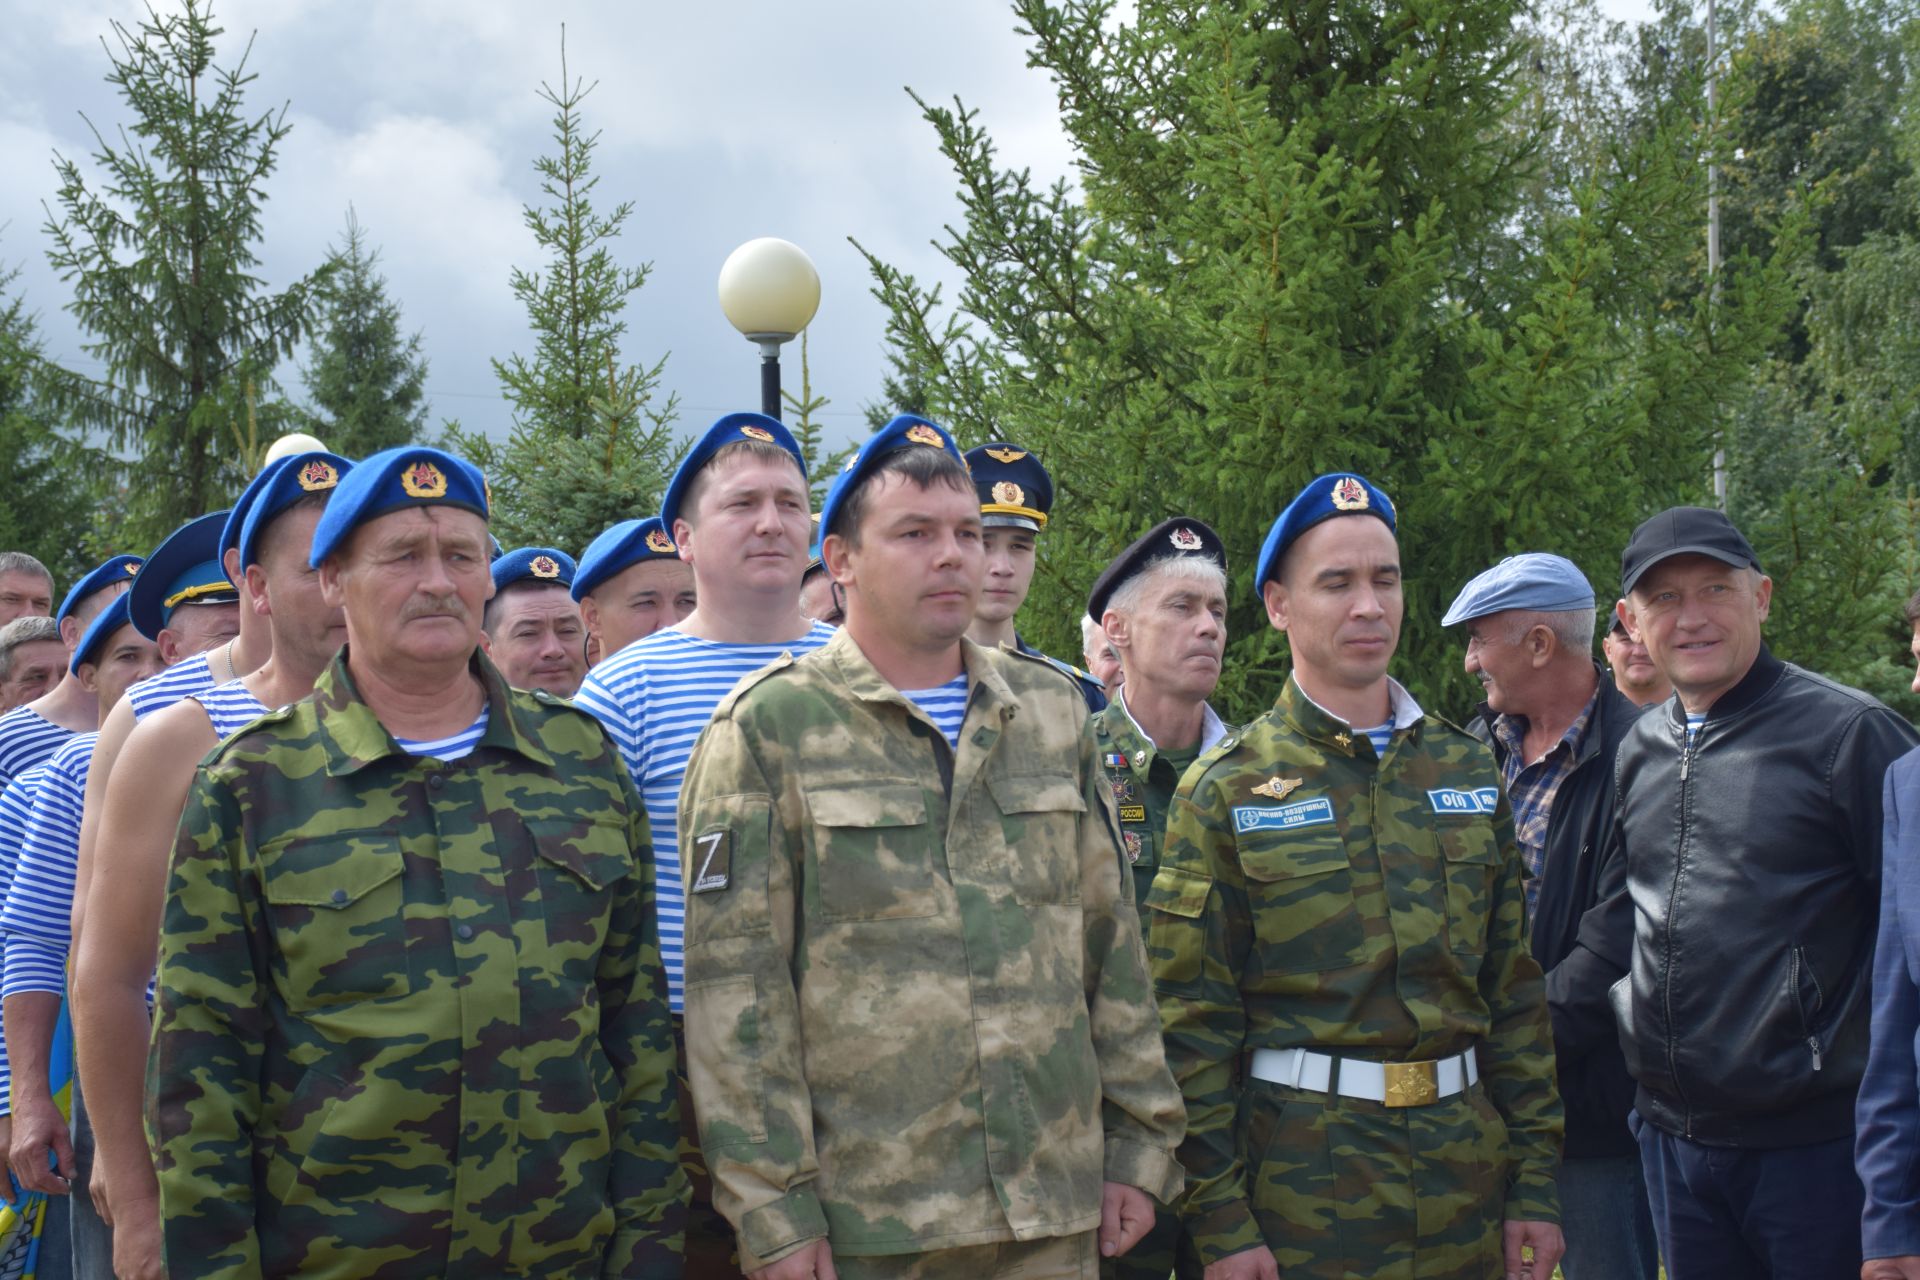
[717,237,821,420]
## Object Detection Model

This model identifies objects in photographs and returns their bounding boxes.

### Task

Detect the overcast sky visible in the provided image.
[0,0,1658,454]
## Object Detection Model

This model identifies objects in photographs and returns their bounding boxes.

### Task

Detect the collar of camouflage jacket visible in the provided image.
[1277,672,1425,755]
[1101,690,1228,774]
[312,646,557,775]
[821,626,1018,721]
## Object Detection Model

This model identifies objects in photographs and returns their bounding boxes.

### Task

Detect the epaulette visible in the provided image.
[203,703,299,766]
[712,650,799,719]
[1001,644,1085,695]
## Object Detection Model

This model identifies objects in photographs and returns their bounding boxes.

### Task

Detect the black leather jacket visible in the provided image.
[1607,645,1918,1147]
[1472,666,1645,1158]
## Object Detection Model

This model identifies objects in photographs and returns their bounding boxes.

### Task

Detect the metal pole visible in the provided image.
[1708,0,1726,508]
[759,341,782,420]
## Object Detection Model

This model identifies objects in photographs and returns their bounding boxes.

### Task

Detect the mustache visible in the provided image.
[399,593,470,622]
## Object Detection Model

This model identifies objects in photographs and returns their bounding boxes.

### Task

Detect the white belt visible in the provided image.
[1249,1047,1479,1108]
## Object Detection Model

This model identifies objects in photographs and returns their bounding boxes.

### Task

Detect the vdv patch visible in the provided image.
[1427,787,1499,816]
[690,828,733,893]
[1233,797,1336,834]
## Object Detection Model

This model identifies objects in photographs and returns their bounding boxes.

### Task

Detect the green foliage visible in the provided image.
[38,0,331,546]
[781,333,856,507]
[862,0,1800,723]
[300,208,429,458]
[456,30,679,555]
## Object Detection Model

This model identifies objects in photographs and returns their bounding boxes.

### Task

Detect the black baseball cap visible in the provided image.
[1619,506,1761,595]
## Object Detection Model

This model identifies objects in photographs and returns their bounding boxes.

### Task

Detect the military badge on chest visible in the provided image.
[1121,831,1144,863]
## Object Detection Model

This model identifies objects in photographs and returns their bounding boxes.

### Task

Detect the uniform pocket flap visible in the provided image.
[1146,864,1211,918]
[1437,819,1498,864]
[527,817,633,889]
[985,773,1087,815]
[261,832,403,907]
[1238,833,1349,883]
[809,784,927,829]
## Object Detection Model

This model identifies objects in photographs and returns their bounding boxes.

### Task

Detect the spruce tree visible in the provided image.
[40,0,330,543]
[0,262,102,582]
[301,208,429,457]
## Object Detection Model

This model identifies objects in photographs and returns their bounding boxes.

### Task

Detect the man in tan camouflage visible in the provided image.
[678,415,1185,1280]
[1148,472,1564,1280]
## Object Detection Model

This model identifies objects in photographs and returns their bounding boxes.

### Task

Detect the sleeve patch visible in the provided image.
[691,827,733,893]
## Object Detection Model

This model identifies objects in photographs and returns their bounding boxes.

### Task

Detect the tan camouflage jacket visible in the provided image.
[678,629,1185,1271]
[1150,676,1563,1262]
[149,650,687,1279]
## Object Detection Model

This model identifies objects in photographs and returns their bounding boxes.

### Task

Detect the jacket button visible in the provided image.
[330,888,348,905]
[427,774,445,790]
[456,924,475,941]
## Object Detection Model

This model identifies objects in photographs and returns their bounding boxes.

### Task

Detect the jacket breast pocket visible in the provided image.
[527,817,631,963]
[1144,864,1212,988]
[1437,819,1498,957]
[985,772,1086,905]
[260,831,414,1009]
[1239,832,1366,974]
[809,784,940,921]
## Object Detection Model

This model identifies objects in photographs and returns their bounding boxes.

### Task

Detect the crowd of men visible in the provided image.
[0,410,1915,1280]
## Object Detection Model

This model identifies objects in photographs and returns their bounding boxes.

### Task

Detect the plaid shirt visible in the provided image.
[1491,691,1597,920]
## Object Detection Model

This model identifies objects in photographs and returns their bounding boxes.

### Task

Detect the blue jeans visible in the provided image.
[67,1074,111,1279]
[1558,1154,1659,1280]
[1633,1109,1862,1280]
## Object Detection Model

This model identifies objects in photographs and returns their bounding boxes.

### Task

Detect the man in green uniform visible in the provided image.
[678,415,1184,1280]
[1087,516,1230,1280]
[1150,472,1564,1280]
[146,446,686,1279]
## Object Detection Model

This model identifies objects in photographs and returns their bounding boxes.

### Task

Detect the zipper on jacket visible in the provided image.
[1666,724,1700,1137]
[1791,945,1825,1072]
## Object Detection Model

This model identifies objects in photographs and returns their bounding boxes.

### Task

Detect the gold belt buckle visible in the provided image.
[1383,1060,1440,1108]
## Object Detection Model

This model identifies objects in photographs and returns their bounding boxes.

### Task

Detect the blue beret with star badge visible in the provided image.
[71,592,137,675]
[225,451,355,574]
[56,555,144,625]
[128,511,239,641]
[492,546,577,595]
[818,414,968,543]
[572,517,681,602]
[658,412,808,536]
[307,446,489,569]
[1253,472,1397,598]
[963,442,1054,531]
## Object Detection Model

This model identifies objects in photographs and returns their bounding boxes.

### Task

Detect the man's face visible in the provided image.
[1603,618,1670,701]
[1263,517,1402,694]
[1462,612,1537,716]
[798,571,842,628]
[0,640,67,713]
[1110,569,1226,704]
[485,585,587,697]
[1627,554,1770,707]
[158,600,241,663]
[583,558,696,659]
[829,475,983,654]
[975,526,1037,627]
[250,505,348,674]
[78,624,166,718]
[676,456,811,597]
[321,506,493,674]
[0,572,52,626]
[1084,628,1123,699]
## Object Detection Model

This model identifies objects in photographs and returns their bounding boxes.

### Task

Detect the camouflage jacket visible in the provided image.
[149,649,687,1279]
[1092,695,1230,916]
[1149,676,1562,1263]
[678,629,1184,1271]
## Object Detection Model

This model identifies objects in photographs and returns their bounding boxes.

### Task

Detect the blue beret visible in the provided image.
[1442,553,1596,627]
[1253,473,1397,598]
[818,414,968,543]
[658,412,807,535]
[572,518,680,602]
[492,546,576,595]
[56,555,144,625]
[225,451,355,574]
[307,446,489,568]
[964,442,1054,530]
[71,592,135,675]
[128,511,239,640]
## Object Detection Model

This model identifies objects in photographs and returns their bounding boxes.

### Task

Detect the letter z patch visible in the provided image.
[1232,798,1336,834]
[691,828,733,893]
[1427,787,1499,815]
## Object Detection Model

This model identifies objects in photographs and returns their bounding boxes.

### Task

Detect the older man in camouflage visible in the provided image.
[678,415,1185,1280]
[146,446,686,1278]
[1149,472,1563,1280]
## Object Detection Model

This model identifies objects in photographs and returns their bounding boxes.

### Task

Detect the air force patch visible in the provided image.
[1428,787,1500,816]
[1233,797,1336,834]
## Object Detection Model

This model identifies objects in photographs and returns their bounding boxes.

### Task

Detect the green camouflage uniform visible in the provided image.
[1149,676,1561,1280]
[677,628,1185,1273]
[149,650,687,1279]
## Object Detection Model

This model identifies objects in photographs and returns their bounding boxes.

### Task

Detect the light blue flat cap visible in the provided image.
[1442,552,1595,626]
